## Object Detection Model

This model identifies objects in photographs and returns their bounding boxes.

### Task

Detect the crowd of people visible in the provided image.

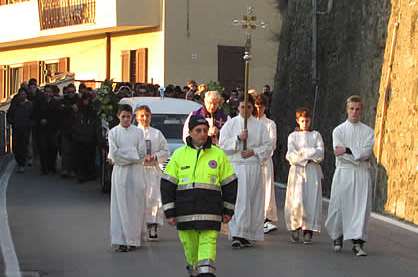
[6,77,374,277]
[6,79,102,182]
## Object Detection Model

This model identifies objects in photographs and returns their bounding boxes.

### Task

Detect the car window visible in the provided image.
[151,114,188,139]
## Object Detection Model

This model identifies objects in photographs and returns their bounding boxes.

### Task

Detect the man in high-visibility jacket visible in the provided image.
[161,115,238,277]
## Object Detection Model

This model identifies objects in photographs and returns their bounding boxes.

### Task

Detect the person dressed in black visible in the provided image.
[7,87,33,173]
[72,92,100,182]
[33,85,61,175]
[27,78,42,165]
[59,84,79,178]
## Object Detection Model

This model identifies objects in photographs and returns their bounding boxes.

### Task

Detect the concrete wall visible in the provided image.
[164,0,281,90]
[272,0,417,224]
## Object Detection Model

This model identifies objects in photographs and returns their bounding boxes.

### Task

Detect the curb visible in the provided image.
[274,182,418,234]
[0,154,13,174]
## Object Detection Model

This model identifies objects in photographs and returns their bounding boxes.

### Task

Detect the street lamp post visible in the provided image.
[233,6,266,150]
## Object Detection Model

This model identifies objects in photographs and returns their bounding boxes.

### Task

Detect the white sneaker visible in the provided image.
[264,222,278,234]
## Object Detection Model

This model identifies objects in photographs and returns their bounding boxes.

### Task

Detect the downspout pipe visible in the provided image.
[312,0,318,126]
[311,0,334,127]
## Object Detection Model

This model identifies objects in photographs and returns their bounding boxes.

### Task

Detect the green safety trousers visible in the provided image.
[178,230,218,276]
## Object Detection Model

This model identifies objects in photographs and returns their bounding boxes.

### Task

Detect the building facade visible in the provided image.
[0,0,281,102]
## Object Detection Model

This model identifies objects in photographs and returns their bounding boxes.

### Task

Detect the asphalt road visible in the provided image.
[1,161,418,277]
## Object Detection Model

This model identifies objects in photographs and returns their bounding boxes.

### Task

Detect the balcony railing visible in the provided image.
[0,0,30,6]
[38,0,96,30]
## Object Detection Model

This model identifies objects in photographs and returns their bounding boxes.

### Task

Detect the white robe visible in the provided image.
[284,130,324,232]
[325,120,374,241]
[138,126,169,226]
[108,125,146,247]
[258,115,278,221]
[219,115,272,241]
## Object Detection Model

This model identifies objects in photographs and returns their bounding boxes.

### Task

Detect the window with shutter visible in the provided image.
[0,65,5,102]
[58,57,70,74]
[121,49,148,83]
[23,61,40,82]
[9,66,23,97]
[135,48,148,83]
[121,50,130,82]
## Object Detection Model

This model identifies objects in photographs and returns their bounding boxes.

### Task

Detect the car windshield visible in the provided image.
[150,114,187,139]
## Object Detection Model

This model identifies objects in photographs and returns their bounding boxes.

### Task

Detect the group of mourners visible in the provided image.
[107,88,374,277]
[6,79,102,182]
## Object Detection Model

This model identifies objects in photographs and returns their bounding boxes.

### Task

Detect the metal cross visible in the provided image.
[232,6,266,150]
[233,6,267,52]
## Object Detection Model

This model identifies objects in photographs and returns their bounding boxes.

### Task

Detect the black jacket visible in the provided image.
[7,99,33,130]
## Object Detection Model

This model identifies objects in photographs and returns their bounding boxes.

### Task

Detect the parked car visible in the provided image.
[100,97,201,193]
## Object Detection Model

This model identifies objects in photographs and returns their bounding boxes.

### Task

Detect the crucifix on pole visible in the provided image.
[233,6,266,150]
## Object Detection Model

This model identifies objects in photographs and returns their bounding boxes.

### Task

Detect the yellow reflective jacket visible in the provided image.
[160,137,237,231]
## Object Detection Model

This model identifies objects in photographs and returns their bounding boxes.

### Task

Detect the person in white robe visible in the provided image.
[325,95,374,256]
[108,104,146,252]
[284,107,324,244]
[182,90,230,144]
[219,95,272,248]
[135,105,169,241]
[254,95,278,234]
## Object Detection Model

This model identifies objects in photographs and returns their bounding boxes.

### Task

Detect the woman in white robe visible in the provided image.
[284,107,324,244]
[325,96,374,256]
[219,97,272,247]
[108,105,146,251]
[135,105,169,240]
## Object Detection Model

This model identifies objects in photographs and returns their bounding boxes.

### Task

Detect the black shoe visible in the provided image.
[231,238,243,249]
[290,229,300,243]
[115,245,129,252]
[303,230,313,244]
[352,240,367,256]
[148,224,159,241]
[240,238,254,248]
[128,245,138,251]
[333,236,343,252]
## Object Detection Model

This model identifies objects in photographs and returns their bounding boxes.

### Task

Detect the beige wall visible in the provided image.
[0,29,164,84]
[0,37,107,81]
[164,0,281,91]
[0,0,160,46]
[117,0,161,28]
[110,29,165,84]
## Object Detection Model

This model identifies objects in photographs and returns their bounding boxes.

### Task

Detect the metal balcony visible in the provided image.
[38,0,96,30]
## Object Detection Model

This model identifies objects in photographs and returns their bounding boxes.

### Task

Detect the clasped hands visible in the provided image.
[334,146,346,156]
